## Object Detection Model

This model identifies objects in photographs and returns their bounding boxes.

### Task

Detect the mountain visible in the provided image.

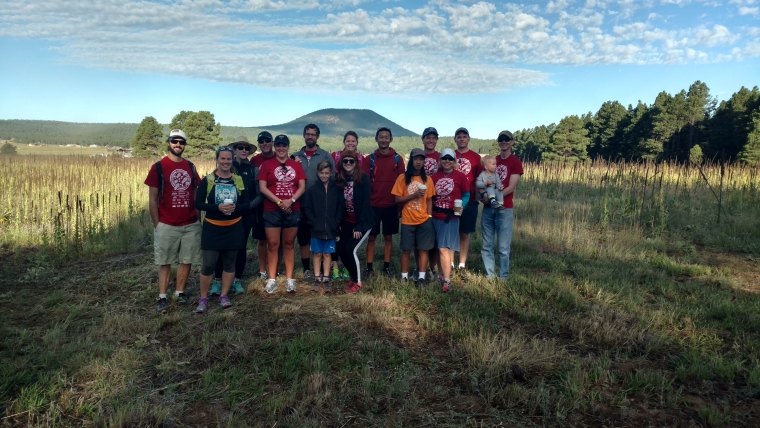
[0,109,417,147]
[257,108,417,137]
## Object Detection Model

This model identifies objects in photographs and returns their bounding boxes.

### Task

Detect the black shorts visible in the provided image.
[459,201,479,234]
[263,210,301,229]
[370,206,400,236]
[297,208,311,246]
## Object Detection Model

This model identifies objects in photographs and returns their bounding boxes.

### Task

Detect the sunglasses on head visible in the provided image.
[170,139,187,145]
[234,145,250,151]
[342,158,356,165]
[216,146,233,154]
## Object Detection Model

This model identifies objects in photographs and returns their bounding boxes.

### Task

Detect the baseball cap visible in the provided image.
[273,134,290,146]
[498,130,514,142]
[257,131,273,143]
[440,148,456,160]
[454,127,469,136]
[422,127,438,139]
[168,129,187,141]
[410,148,425,158]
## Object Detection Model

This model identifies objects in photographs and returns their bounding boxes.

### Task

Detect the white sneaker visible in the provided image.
[265,278,277,294]
[286,279,297,293]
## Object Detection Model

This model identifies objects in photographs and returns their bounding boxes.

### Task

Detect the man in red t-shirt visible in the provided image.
[250,130,275,279]
[453,127,483,272]
[144,129,201,313]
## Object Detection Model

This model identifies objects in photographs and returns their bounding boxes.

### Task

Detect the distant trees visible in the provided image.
[513,81,760,165]
[0,142,17,155]
[131,116,164,157]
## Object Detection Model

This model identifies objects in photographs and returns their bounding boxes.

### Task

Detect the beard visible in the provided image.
[168,145,185,156]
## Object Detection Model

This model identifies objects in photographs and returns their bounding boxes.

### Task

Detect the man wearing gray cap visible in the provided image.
[144,129,201,313]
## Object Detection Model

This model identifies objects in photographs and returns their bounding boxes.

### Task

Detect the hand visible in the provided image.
[219,203,235,215]
[453,206,463,215]
[415,188,426,198]
[353,230,362,239]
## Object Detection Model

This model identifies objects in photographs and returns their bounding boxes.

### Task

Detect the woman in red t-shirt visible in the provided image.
[258,135,306,294]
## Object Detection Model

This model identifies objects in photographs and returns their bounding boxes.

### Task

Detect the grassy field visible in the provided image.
[1,154,759,426]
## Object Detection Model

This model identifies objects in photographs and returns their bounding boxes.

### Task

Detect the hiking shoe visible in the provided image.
[265,278,277,294]
[345,281,361,294]
[311,278,321,292]
[331,266,341,280]
[442,280,451,293]
[323,282,333,293]
[231,279,245,295]
[259,271,268,280]
[286,279,297,293]
[414,277,426,287]
[383,266,394,276]
[156,297,169,313]
[340,267,350,280]
[219,295,232,309]
[210,278,222,296]
[195,297,209,313]
[174,292,188,305]
[303,270,315,281]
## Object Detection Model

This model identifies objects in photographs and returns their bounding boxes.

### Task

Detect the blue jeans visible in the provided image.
[480,207,513,278]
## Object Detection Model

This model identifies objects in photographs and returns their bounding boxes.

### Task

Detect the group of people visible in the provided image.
[146,124,523,313]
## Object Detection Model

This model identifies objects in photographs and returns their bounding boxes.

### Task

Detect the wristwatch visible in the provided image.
[291,198,297,204]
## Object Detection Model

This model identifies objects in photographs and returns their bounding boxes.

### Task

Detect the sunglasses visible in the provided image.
[170,139,187,145]
[441,156,455,161]
[498,137,513,143]
[342,158,356,165]
[216,146,233,154]
[234,145,250,151]
[258,139,273,144]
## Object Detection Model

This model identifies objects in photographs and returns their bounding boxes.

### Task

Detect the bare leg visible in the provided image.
[323,254,332,280]
[367,235,377,264]
[401,250,411,274]
[458,232,471,267]
[383,235,393,263]
[158,265,171,294]
[439,248,453,280]
[313,253,323,278]
[265,228,281,279]
[175,263,191,292]
[417,250,429,276]
[282,227,298,278]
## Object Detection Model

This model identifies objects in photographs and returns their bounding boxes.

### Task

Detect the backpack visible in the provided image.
[154,159,198,202]
[204,173,245,201]
[368,152,403,181]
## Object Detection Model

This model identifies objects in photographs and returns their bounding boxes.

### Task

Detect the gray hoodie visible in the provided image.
[291,145,335,187]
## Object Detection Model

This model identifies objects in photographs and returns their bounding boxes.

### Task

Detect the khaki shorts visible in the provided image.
[154,221,201,265]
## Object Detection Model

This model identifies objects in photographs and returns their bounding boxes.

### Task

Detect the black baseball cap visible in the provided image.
[422,127,438,138]
[257,131,273,143]
[273,134,290,146]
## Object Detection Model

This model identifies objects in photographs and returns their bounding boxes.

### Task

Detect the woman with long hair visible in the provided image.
[334,150,375,293]
[258,135,306,294]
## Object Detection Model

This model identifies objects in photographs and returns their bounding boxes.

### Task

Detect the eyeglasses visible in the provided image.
[441,156,455,161]
[170,139,187,145]
[342,158,356,165]
[234,145,250,151]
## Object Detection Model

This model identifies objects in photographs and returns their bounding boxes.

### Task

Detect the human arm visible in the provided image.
[148,186,159,227]
[280,179,306,213]
[502,174,521,197]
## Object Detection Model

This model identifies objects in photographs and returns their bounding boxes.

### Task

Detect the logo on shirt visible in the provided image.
[457,157,472,176]
[344,182,355,213]
[496,164,508,183]
[169,168,192,191]
[435,177,454,197]
[274,165,297,182]
[425,157,438,175]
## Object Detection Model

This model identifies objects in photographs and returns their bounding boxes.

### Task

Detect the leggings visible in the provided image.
[202,249,237,276]
[337,222,362,282]
[214,218,254,278]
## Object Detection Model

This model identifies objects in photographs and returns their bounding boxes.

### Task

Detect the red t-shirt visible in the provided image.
[456,149,483,195]
[431,169,468,220]
[259,158,306,212]
[342,181,357,224]
[424,151,440,176]
[495,154,524,209]
[144,157,200,226]
[251,152,275,168]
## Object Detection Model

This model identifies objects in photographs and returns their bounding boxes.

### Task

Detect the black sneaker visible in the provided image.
[383,266,394,276]
[174,292,188,305]
[156,297,169,313]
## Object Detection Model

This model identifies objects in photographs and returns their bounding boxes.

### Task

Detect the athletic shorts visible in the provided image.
[433,218,460,251]
[459,201,479,234]
[311,238,336,254]
[370,206,400,236]
[153,221,201,266]
[263,210,301,229]
[400,219,435,251]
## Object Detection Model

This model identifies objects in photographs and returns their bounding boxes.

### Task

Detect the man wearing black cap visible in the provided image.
[251,130,275,279]
[422,127,440,176]
[144,129,201,313]
[453,127,483,272]
[480,130,523,279]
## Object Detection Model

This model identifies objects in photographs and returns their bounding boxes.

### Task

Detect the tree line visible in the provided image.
[513,82,760,165]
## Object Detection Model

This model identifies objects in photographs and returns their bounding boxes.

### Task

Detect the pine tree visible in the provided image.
[545,115,589,162]
[130,116,164,157]
[170,111,221,157]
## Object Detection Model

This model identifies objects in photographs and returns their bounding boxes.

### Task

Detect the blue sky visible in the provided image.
[0,0,758,139]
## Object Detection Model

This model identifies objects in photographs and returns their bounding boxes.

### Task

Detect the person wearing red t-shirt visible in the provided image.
[258,134,306,294]
[144,129,201,313]
[453,127,483,273]
[431,148,469,292]
[250,130,275,279]
[480,130,524,279]
[331,130,367,173]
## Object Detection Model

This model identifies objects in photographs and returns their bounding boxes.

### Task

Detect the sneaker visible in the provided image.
[331,266,341,281]
[265,278,277,294]
[414,277,426,287]
[364,267,373,278]
[231,279,245,295]
[259,271,268,280]
[311,278,321,292]
[442,280,451,293]
[174,292,188,305]
[303,270,315,281]
[383,266,394,276]
[323,280,333,293]
[219,295,232,309]
[210,278,222,296]
[345,281,361,294]
[286,279,297,293]
[490,198,502,209]
[340,267,350,280]
[156,297,169,313]
[195,297,209,313]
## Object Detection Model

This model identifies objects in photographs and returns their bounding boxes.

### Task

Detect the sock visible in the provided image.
[401,272,408,279]
[458,263,466,269]
[302,258,310,270]
[159,293,167,299]
[367,262,374,271]
[174,290,183,297]
[383,261,390,269]
[419,272,426,279]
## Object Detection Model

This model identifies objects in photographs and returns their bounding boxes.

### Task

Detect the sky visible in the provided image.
[0,0,758,139]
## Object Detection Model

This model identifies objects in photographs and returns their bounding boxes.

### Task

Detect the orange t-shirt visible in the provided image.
[391,174,436,226]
